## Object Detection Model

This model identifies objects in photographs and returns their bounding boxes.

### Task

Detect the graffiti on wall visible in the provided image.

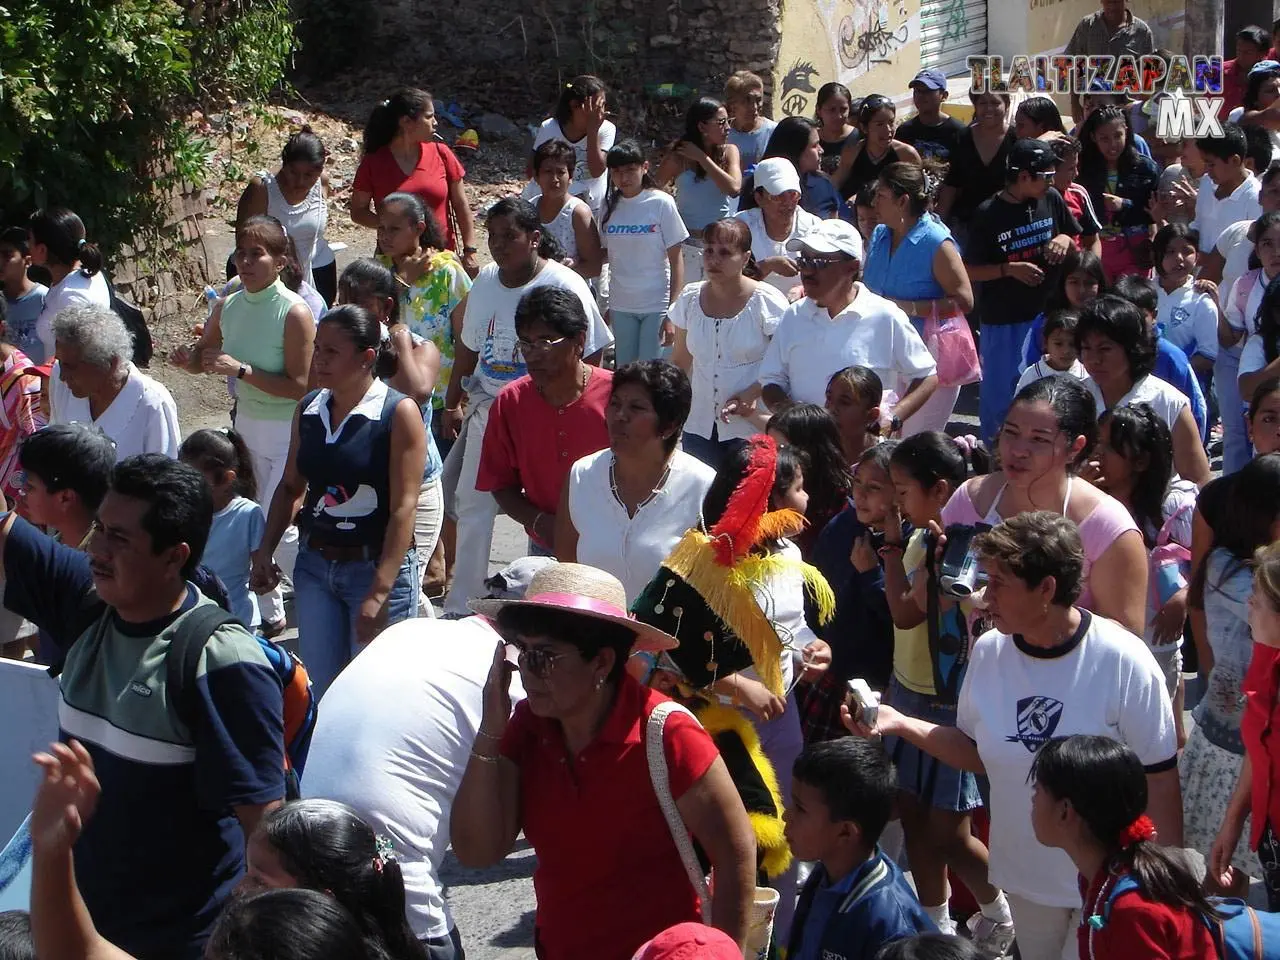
[775,0,921,116]
[933,0,970,51]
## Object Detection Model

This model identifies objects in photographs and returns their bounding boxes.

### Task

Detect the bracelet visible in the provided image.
[463,246,478,255]
[470,751,498,764]
[878,543,904,558]
[475,728,502,741]
[533,511,546,532]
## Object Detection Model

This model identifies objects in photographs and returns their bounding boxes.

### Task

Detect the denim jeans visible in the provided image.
[423,927,465,960]
[611,310,666,366]
[294,545,419,698]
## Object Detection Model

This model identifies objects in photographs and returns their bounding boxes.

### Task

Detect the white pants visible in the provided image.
[902,383,962,437]
[236,414,299,624]
[1005,893,1080,960]
[416,475,444,618]
[443,400,497,616]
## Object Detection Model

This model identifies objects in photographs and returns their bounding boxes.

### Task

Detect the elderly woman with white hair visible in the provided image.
[48,305,181,460]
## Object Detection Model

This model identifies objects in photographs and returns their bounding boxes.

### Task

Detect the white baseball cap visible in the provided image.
[753,157,802,197]
[786,218,864,261]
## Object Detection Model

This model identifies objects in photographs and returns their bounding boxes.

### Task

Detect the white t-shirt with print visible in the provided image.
[520,118,618,217]
[758,285,937,407]
[957,610,1177,908]
[599,190,690,314]
[734,206,823,298]
[459,259,613,402]
[1157,277,1219,361]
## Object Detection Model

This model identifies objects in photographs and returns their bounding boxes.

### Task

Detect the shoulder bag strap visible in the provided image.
[164,604,240,733]
[646,699,713,922]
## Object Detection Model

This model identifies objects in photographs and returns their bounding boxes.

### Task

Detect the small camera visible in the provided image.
[938,523,991,598]
[847,679,879,729]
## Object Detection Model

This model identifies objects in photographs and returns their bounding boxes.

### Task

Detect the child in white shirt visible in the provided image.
[1015,308,1086,393]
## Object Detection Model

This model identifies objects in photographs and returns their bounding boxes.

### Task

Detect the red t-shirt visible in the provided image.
[1077,870,1217,960]
[499,675,720,960]
[475,368,612,546]
[1222,59,1247,117]
[352,141,466,249]
[1242,642,1280,848]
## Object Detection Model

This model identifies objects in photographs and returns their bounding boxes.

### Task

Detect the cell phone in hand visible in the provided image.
[847,679,879,729]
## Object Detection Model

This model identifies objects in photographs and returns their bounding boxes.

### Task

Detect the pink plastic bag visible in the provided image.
[924,305,981,387]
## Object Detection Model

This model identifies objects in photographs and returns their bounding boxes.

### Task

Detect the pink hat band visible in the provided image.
[526,591,633,621]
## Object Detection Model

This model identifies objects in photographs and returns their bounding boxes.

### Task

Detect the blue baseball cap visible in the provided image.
[910,69,948,91]
[1250,59,1280,77]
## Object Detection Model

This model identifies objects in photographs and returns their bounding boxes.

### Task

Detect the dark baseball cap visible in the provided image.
[1007,138,1057,175]
[910,68,948,91]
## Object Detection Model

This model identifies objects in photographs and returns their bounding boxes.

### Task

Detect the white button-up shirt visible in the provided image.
[667,281,789,441]
[758,285,937,406]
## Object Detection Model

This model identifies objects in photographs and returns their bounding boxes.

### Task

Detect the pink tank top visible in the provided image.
[941,477,1139,613]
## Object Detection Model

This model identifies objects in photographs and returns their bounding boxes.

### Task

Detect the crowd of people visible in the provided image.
[11,4,1280,960]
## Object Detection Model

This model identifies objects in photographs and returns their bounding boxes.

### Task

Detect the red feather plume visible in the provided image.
[709,435,777,566]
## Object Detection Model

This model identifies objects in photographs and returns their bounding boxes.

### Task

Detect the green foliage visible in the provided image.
[0,0,293,260]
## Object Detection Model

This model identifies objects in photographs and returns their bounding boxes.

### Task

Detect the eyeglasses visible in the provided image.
[514,336,569,357]
[710,117,731,128]
[509,642,574,679]
[795,253,853,271]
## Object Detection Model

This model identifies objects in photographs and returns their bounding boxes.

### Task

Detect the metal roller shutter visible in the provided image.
[919,0,988,80]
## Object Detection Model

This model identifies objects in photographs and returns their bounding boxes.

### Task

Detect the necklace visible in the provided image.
[610,456,672,518]
[501,257,544,289]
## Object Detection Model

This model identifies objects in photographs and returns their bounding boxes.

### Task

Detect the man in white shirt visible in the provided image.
[758,219,937,435]
[302,560,544,959]
[48,305,181,460]
[1192,125,1261,255]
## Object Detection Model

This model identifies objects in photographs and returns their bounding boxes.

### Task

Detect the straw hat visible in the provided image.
[470,562,679,653]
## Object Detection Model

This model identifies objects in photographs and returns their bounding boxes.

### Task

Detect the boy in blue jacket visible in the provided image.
[785,738,935,960]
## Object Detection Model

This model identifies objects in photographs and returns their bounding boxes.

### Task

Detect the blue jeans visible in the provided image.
[681,427,746,472]
[979,319,1035,445]
[611,311,665,366]
[423,927,465,960]
[294,545,420,698]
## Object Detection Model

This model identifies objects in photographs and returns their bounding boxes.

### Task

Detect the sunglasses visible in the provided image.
[509,640,574,679]
[795,253,854,271]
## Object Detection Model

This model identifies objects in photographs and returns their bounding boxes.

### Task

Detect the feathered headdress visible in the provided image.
[632,436,835,697]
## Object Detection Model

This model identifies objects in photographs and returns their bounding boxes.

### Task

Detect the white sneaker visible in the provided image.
[966,913,1015,959]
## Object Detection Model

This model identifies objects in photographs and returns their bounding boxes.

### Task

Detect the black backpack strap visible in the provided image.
[164,604,240,733]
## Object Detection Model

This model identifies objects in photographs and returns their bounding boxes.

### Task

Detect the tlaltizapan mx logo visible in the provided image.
[967,54,1226,139]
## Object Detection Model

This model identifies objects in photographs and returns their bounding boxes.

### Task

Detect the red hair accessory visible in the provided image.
[1117,815,1157,848]
[708,436,778,566]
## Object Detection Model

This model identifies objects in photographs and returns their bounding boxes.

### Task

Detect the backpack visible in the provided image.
[105,278,154,367]
[1101,874,1280,960]
[165,605,318,801]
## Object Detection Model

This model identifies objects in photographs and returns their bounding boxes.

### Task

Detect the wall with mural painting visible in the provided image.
[774,0,1183,120]
[774,0,923,118]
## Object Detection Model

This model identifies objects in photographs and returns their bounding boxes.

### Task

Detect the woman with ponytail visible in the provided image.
[1031,734,1217,959]
[248,800,429,960]
[351,88,479,276]
[27,207,111,364]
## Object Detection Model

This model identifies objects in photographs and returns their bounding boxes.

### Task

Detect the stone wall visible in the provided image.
[111,170,213,322]
[380,0,784,107]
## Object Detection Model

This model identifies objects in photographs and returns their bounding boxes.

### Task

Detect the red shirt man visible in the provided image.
[476,366,612,548]
[1224,26,1271,116]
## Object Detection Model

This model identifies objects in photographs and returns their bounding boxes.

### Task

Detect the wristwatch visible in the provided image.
[883,415,902,437]
[462,246,478,255]
[236,364,248,380]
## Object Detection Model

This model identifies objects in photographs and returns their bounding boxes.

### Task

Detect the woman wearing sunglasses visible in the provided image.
[450,562,756,960]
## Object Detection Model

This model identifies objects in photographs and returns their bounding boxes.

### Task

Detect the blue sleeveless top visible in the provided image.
[297,378,405,550]
[862,217,955,329]
[675,168,734,231]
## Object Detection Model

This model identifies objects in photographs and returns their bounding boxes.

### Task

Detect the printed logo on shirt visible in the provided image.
[604,223,659,235]
[1007,695,1064,752]
[129,681,152,698]
[1167,307,1191,329]
[997,217,1055,258]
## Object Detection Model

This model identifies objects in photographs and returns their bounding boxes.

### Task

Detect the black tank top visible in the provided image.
[842,143,905,199]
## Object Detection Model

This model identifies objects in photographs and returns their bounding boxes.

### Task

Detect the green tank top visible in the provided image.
[220,278,301,421]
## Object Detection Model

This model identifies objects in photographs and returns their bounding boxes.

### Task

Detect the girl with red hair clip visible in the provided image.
[1031,734,1218,960]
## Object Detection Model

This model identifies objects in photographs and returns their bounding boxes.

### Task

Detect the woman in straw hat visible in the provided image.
[450,562,757,960]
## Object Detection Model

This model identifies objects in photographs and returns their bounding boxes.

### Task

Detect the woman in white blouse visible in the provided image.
[669,217,789,469]
[734,158,822,300]
[555,359,715,603]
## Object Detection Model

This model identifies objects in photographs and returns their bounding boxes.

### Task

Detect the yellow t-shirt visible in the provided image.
[893,529,936,695]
